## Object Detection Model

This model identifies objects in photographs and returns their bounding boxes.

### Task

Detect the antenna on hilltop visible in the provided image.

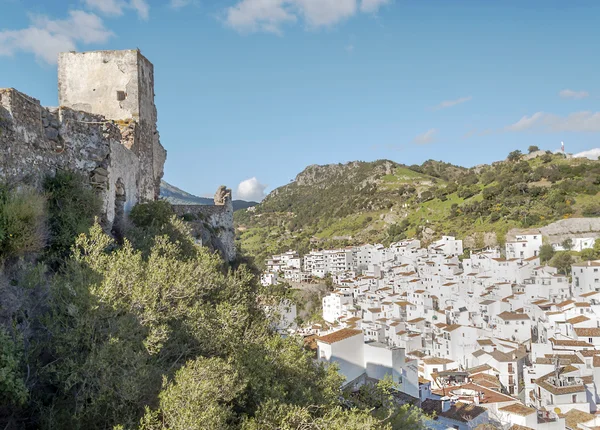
[561,141,565,153]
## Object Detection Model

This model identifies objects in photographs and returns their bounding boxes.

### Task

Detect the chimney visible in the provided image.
[441,396,451,413]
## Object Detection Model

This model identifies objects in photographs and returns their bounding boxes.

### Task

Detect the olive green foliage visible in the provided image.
[507,150,523,162]
[237,154,600,264]
[0,206,421,429]
[528,145,540,153]
[539,244,555,263]
[140,357,244,430]
[0,328,28,407]
[550,252,573,275]
[127,200,197,258]
[0,185,47,259]
[348,376,431,430]
[43,170,101,263]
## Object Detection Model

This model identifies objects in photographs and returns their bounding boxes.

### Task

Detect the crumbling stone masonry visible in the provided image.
[172,186,236,262]
[0,49,235,261]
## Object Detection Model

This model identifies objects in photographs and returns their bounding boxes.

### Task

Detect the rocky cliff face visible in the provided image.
[172,186,236,262]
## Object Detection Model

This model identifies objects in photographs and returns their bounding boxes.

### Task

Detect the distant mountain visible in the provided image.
[160,180,257,212]
[235,153,600,263]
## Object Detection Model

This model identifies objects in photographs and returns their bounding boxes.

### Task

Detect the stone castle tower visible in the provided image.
[0,49,235,261]
[0,49,166,233]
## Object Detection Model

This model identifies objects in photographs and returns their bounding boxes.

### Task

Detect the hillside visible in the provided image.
[235,152,600,264]
[160,180,257,211]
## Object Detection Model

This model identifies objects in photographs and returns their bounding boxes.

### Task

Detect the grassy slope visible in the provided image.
[235,154,600,265]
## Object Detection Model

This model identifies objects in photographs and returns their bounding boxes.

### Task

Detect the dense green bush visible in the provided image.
[0,185,47,260]
[0,328,28,407]
[43,170,101,264]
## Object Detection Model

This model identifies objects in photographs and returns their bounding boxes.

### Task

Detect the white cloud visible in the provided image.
[130,0,150,20]
[225,0,389,34]
[83,0,125,16]
[226,0,297,34]
[294,0,356,27]
[83,0,149,19]
[559,89,589,100]
[0,10,113,64]
[573,148,600,160]
[413,128,437,145]
[170,0,192,8]
[360,0,390,13]
[345,44,354,52]
[236,177,268,201]
[505,111,600,133]
[432,96,472,111]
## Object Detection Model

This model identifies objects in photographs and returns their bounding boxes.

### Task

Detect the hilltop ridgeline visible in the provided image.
[235,151,600,264]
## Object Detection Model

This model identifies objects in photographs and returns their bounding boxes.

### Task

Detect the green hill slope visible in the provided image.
[235,152,600,264]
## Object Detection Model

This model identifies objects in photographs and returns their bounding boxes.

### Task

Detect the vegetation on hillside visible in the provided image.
[0,176,429,429]
[235,152,600,266]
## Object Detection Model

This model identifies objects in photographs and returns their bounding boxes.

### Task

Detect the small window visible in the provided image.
[117,91,126,101]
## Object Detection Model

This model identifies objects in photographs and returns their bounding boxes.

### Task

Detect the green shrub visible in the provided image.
[129,200,174,228]
[44,170,101,263]
[0,328,28,406]
[0,185,47,259]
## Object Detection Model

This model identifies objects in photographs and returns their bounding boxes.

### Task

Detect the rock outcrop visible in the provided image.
[172,186,236,262]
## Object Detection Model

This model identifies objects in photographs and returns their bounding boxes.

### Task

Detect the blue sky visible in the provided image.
[1,0,599,201]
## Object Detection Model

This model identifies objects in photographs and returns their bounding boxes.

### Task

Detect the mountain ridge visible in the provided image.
[235,151,600,264]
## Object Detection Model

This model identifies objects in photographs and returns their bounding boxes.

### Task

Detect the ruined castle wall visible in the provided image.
[172,203,236,262]
[0,88,111,186]
[0,87,147,227]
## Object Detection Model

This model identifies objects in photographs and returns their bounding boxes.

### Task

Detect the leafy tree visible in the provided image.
[580,248,596,261]
[507,150,523,162]
[550,252,573,275]
[561,238,573,251]
[539,244,555,263]
[528,145,540,153]
[140,357,244,430]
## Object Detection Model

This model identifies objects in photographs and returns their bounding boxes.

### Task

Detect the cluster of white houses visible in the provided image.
[262,230,600,430]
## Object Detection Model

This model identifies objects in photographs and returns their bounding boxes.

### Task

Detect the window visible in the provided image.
[116,90,126,101]
[590,338,593,344]
[572,394,577,403]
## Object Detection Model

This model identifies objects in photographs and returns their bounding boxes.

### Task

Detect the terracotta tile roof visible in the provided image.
[531,299,549,305]
[432,382,513,404]
[465,364,493,375]
[580,350,600,357]
[575,327,600,337]
[498,403,536,417]
[581,291,600,297]
[422,357,454,365]
[536,366,585,395]
[316,328,363,345]
[367,307,382,313]
[444,324,462,332]
[567,315,590,325]
[508,425,535,430]
[549,337,594,347]
[471,373,501,389]
[543,354,584,365]
[561,408,595,429]
[408,317,425,323]
[572,261,600,267]
[477,339,495,346]
[497,311,530,321]
[575,302,591,307]
[556,299,575,307]
[421,399,487,423]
